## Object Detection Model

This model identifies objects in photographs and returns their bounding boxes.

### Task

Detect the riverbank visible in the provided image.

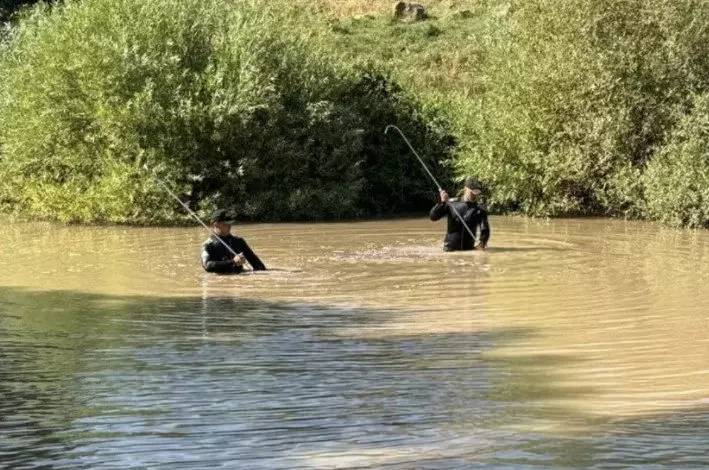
[1,0,707,227]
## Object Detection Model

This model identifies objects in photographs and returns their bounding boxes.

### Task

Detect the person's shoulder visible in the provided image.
[450,198,470,209]
[203,235,233,246]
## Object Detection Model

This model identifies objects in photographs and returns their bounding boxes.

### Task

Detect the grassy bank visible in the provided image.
[312,0,709,227]
[1,0,708,227]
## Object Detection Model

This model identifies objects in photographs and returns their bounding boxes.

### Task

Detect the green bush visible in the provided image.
[0,0,453,223]
[454,0,709,218]
[643,93,709,228]
[4,0,708,228]
[1,1,54,23]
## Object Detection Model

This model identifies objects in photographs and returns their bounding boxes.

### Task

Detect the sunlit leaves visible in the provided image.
[0,0,452,223]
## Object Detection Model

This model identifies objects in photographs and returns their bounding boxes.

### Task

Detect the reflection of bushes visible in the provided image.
[0,0,453,223]
[644,94,709,228]
[453,0,709,222]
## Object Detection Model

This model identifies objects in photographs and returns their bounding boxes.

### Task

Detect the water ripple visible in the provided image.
[1,217,709,468]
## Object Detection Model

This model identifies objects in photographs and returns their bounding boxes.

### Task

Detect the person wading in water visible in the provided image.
[430,177,491,251]
[201,209,267,274]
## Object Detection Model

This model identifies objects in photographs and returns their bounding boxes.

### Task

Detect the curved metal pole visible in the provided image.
[385,124,444,192]
[145,166,252,268]
[384,125,477,241]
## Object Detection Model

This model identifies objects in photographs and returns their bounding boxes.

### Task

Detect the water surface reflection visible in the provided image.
[1,217,709,467]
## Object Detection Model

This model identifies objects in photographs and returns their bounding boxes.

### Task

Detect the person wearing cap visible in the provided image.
[201,209,267,274]
[430,177,491,251]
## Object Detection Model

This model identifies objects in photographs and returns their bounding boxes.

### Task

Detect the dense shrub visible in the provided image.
[643,94,709,228]
[0,0,453,223]
[4,0,709,228]
[454,0,709,218]
[1,0,47,22]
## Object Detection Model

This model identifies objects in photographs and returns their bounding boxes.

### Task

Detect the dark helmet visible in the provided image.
[210,208,237,224]
[464,177,482,195]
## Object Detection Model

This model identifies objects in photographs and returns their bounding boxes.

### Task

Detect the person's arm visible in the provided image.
[235,238,267,271]
[430,190,450,221]
[201,243,240,273]
[478,210,491,248]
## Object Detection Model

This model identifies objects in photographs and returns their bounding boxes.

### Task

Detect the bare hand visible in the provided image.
[476,243,487,251]
[439,190,449,203]
[233,253,246,266]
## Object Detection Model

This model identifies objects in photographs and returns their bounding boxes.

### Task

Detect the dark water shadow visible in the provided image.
[1,287,707,468]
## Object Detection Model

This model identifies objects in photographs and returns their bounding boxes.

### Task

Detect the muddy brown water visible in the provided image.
[1,217,708,468]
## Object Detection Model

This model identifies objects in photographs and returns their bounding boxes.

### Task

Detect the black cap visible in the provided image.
[210,209,237,224]
[464,177,482,194]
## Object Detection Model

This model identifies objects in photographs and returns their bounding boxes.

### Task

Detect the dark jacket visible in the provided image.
[430,199,491,251]
[201,234,267,274]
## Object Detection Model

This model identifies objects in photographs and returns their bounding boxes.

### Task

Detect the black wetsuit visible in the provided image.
[201,234,267,274]
[430,199,491,251]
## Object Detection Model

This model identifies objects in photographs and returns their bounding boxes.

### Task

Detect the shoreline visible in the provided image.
[2,210,706,232]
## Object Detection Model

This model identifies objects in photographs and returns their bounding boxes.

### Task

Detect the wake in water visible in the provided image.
[244,267,304,275]
[325,243,563,265]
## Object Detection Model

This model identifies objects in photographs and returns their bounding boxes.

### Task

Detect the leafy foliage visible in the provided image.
[0,0,49,22]
[454,0,709,218]
[0,0,453,223]
[3,0,709,227]
[643,94,709,228]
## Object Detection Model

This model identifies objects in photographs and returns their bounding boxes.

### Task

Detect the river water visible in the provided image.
[1,217,708,468]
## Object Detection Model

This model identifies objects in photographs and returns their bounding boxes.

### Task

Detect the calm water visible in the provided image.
[1,217,708,468]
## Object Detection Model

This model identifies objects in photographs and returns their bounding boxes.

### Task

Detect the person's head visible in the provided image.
[463,177,482,202]
[210,209,236,236]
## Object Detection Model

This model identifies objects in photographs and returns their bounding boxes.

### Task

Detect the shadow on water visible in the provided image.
[1,287,708,468]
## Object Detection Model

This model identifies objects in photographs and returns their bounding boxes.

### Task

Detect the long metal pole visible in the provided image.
[145,167,251,267]
[384,124,477,240]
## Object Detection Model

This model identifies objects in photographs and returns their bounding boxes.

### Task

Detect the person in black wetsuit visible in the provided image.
[430,177,491,251]
[201,209,267,274]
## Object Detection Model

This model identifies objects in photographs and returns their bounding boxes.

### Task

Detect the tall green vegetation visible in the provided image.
[0,0,452,223]
[440,0,699,222]
[2,0,708,227]
[643,93,709,227]
[1,0,46,22]
[320,0,709,227]
[453,0,709,225]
